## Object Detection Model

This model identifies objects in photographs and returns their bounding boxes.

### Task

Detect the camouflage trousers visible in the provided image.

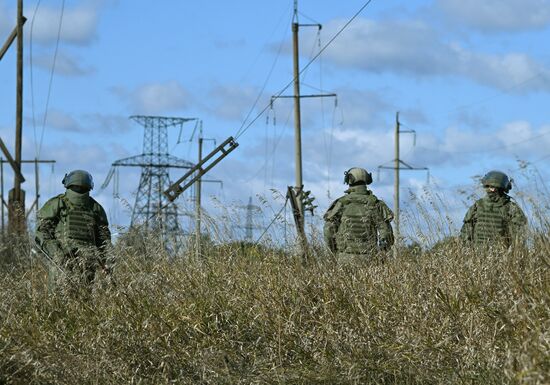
[47,247,102,294]
[336,252,386,266]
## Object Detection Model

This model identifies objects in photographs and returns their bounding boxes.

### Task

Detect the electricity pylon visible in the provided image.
[102,116,196,240]
[238,196,262,242]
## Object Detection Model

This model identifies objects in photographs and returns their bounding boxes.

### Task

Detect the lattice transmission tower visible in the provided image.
[238,196,262,242]
[102,115,196,235]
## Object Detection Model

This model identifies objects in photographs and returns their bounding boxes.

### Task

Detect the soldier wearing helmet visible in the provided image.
[35,170,111,290]
[323,167,394,262]
[460,170,527,247]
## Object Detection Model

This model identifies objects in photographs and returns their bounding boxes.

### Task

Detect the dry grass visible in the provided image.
[1,231,549,384]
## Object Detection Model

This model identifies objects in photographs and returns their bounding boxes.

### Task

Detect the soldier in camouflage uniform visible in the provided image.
[35,170,111,290]
[323,167,394,263]
[460,170,527,247]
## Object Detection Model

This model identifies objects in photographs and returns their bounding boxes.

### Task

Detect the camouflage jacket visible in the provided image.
[323,185,394,255]
[460,193,527,247]
[35,190,111,262]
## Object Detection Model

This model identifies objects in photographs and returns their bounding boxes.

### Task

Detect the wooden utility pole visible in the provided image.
[1,159,55,235]
[195,136,203,259]
[378,112,428,257]
[7,0,26,235]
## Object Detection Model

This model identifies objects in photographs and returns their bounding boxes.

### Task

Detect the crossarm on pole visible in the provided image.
[164,136,238,202]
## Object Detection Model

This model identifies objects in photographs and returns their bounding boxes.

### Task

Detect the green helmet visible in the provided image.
[481,170,512,192]
[62,170,94,190]
[344,167,373,185]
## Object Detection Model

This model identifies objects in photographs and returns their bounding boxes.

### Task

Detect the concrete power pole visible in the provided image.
[394,113,400,247]
[379,112,429,257]
[292,12,304,229]
[195,136,202,259]
[192,125,222,259]
[272,1,336,256]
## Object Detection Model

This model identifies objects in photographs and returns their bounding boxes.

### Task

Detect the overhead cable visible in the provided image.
[234,0,375,140]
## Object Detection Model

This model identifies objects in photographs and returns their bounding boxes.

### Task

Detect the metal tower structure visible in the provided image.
[238,196,262,242]
[102,115,196,235]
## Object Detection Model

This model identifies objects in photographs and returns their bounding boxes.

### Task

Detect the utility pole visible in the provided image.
[378,112,429,257]
[195,136,203,259]
[394,113,401,246]
[191,123,222,259]
[292,6,304,228]
[272,1,336,255]
[5,0,26,235]
[0,158,55,236]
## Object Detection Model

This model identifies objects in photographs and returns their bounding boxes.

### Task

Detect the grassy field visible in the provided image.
[0,232,549,384]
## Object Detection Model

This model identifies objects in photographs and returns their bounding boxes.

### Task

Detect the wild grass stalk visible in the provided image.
[1,233,548,384]
[0,181,548,384]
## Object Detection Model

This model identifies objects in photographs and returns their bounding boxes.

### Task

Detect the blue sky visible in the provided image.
[1,0,549,242]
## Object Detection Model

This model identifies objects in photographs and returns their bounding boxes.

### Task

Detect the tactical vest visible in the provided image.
[335,192,379,255]
[53,194,102,249]
[473,197,510,244]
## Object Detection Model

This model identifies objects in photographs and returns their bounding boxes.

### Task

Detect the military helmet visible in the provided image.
[62,170,94,190]
[481,170,512,192]
[344,167,373,185]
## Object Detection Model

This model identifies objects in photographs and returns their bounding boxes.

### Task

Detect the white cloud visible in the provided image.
[32,51,93,76]
[320,18,550,91]
[206,84,263,121]
[437,0,550,32]
[43,109,83,132]
[114,81,191,115]
[454,49,550,91]
[84,113,133,134]
[405,121,550,169]
[321,19,454,76]
[27,3,100,46]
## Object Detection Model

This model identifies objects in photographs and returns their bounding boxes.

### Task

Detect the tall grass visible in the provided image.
[0,183,549,384]
[1,236,549,384]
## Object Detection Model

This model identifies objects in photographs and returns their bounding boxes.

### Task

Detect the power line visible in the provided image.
[397,120,550,156]
[234,0,375,140]
[37,0,66,159]
[29,0,43,158]
[237,7,292,134]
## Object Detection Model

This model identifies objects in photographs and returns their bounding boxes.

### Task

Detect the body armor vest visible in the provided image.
[473,197,509,244]
[335,192,379,255]
[54,195,100,248]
